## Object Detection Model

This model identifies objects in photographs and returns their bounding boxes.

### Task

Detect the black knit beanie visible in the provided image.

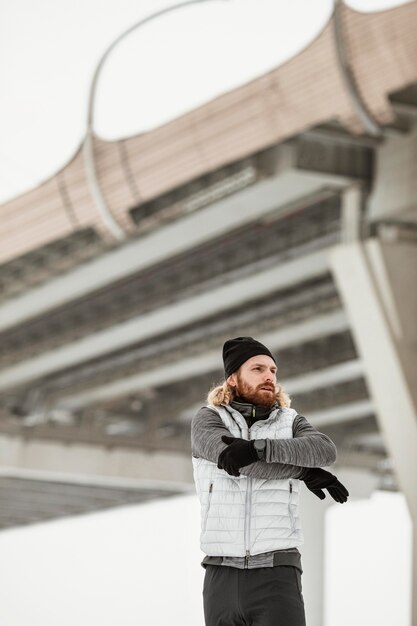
[223,336,276,378]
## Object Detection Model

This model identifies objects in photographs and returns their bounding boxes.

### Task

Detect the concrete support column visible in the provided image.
[414,524,417,626]
[298,483,333,626]
[299,467,379,626]
[329,237,417,625]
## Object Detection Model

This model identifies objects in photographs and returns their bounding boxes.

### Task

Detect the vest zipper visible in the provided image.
[244,406,256,568]
[288,479,294,531]
[244,478,252,568]
[203,481,213,532]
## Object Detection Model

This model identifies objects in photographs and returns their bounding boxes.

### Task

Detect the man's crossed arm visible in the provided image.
[191,406,336,481]
[191,406,349,503]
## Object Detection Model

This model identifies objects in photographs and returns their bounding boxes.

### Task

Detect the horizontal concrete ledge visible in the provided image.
[307,399,375,427]
[0,466,195,493]
[0,435,194,485]
[284,359,364,395]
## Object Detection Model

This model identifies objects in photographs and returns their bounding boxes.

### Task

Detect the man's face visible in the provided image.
[227,354,277,407]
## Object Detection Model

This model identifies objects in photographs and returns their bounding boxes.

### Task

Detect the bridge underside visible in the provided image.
[0,84,416,531]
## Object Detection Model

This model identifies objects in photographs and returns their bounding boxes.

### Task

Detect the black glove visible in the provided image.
[217,435,259,477]
[300,467,349,503]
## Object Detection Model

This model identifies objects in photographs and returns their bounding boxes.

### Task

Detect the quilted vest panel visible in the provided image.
[192,402,304,557]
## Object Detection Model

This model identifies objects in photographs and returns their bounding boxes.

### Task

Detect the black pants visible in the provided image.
[203,564,306,626]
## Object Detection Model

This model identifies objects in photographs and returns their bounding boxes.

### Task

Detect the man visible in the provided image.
[191,336,349,626]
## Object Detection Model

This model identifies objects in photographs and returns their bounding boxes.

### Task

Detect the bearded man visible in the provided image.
[191,336,349,626]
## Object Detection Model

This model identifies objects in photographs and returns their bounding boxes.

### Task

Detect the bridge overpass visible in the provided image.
[0,1,416,623]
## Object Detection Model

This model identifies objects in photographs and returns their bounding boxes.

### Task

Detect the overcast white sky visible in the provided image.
[0,0,414,624]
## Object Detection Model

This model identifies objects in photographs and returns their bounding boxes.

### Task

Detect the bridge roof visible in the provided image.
[1,0,417,265]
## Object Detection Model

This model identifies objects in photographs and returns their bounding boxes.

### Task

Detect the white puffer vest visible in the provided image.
[192,402,304,558]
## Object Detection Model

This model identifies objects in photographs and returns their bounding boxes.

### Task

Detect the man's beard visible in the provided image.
[234,373,276,407]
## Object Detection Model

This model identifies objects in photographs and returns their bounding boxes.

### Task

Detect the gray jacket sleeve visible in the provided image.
[265,414,337,468]
[191,406,307,480]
